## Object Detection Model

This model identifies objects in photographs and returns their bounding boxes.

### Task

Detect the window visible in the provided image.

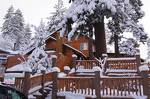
[80,43,88,50]
[0,54,7,64]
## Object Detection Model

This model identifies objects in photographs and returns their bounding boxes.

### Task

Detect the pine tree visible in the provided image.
[1,6,14,40]
[48,0,66,33]
[59,0,147,57]
[20,24,32,50]
[1,7,26,50]
[12,9,25,50]
[34,19,47,47]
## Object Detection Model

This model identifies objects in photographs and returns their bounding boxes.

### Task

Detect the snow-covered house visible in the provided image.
[21,29,95,71]
[44,29,96,70]
[0,48,28,69]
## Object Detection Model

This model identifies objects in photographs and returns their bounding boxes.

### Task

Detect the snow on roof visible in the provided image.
[63,44,87,58]
[45,28,61,41]
[6,63,32,72]
[29,47,47,59]
[45,35,57,41]
[21,42,38,55]
[0,47,20,55]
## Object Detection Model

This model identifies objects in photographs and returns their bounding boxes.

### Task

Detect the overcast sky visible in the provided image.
[0,0,69,26]
[0,0,149,59]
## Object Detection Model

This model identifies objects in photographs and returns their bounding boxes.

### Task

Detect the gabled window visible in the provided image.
[80,43,88,50]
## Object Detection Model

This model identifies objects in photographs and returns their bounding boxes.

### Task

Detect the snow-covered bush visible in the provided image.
[24,47,51,74]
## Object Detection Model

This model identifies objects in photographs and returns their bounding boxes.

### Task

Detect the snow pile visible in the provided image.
[52,67,60,72]
[130,94,147,99]
[57,92,96,99]
[64,66,71,71]
[69,68,75,74]
[51,55,57,59]
[72,54,77,58]
[92,66,102,72]
[58,72,67,77]
[139,65,149,72]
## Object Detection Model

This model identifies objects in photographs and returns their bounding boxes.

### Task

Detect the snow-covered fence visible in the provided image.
[0,71,53,97]
[104,55,141,75]
[52,71,150,99]
[100,76,144,97]
[52,71,100,99]
[76,60,101,69]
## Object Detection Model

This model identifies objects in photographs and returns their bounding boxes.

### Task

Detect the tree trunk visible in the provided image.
[88,26,94,59]
[94,18,107,58]
[114,34,119,57]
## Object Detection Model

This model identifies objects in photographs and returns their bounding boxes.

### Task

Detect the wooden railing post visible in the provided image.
[23,72,30,97]
[136,54,140,72]
[41,70,46,97]
[52,55,57,67]
[72,54,77,70]
[140,70,150,98]
[52,72,58,99]
[94,71,100,99]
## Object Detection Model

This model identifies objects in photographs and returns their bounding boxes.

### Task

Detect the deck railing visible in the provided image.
[104,55,141,75]
[76,60,101,69]
[52,71,150,99]
[0,71,53,97]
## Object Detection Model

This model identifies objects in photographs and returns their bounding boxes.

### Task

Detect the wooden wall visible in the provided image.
[4,55,28,69]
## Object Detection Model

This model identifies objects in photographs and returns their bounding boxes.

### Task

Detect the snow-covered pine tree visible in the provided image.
[34,19,47,47]
[59,0,147,57]
[13,9,25,50]
[19,24,32,50]
[48,0,66,33]
[107,0,147,55]
[119,38,139,55]
[1,6,15,42]
[1,7,26,50]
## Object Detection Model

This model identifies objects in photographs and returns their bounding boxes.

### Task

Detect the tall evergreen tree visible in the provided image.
[12,9,25,50]
[59,0,147,57]
[34,19,47,47]
[1,7,26,50]
[20,24,32,50]
[1,6,14,40]
[48,0,66,33]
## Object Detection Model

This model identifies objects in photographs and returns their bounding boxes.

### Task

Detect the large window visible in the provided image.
[80,43,88,50]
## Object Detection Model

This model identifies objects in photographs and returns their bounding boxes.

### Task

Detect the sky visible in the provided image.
[0,0,149,59]
[0,0,69,26]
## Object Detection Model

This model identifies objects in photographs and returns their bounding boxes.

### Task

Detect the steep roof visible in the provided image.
[0,47,20,55]
[63,44,87,58]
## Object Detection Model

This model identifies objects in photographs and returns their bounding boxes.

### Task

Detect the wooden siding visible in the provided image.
[4,55,28,69]
[45,39,57,50]
[68,36,95,58]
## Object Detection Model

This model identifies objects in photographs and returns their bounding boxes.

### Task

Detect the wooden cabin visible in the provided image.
[4,29,95,71]
[0,48,28,69]
[44,30,95,70]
